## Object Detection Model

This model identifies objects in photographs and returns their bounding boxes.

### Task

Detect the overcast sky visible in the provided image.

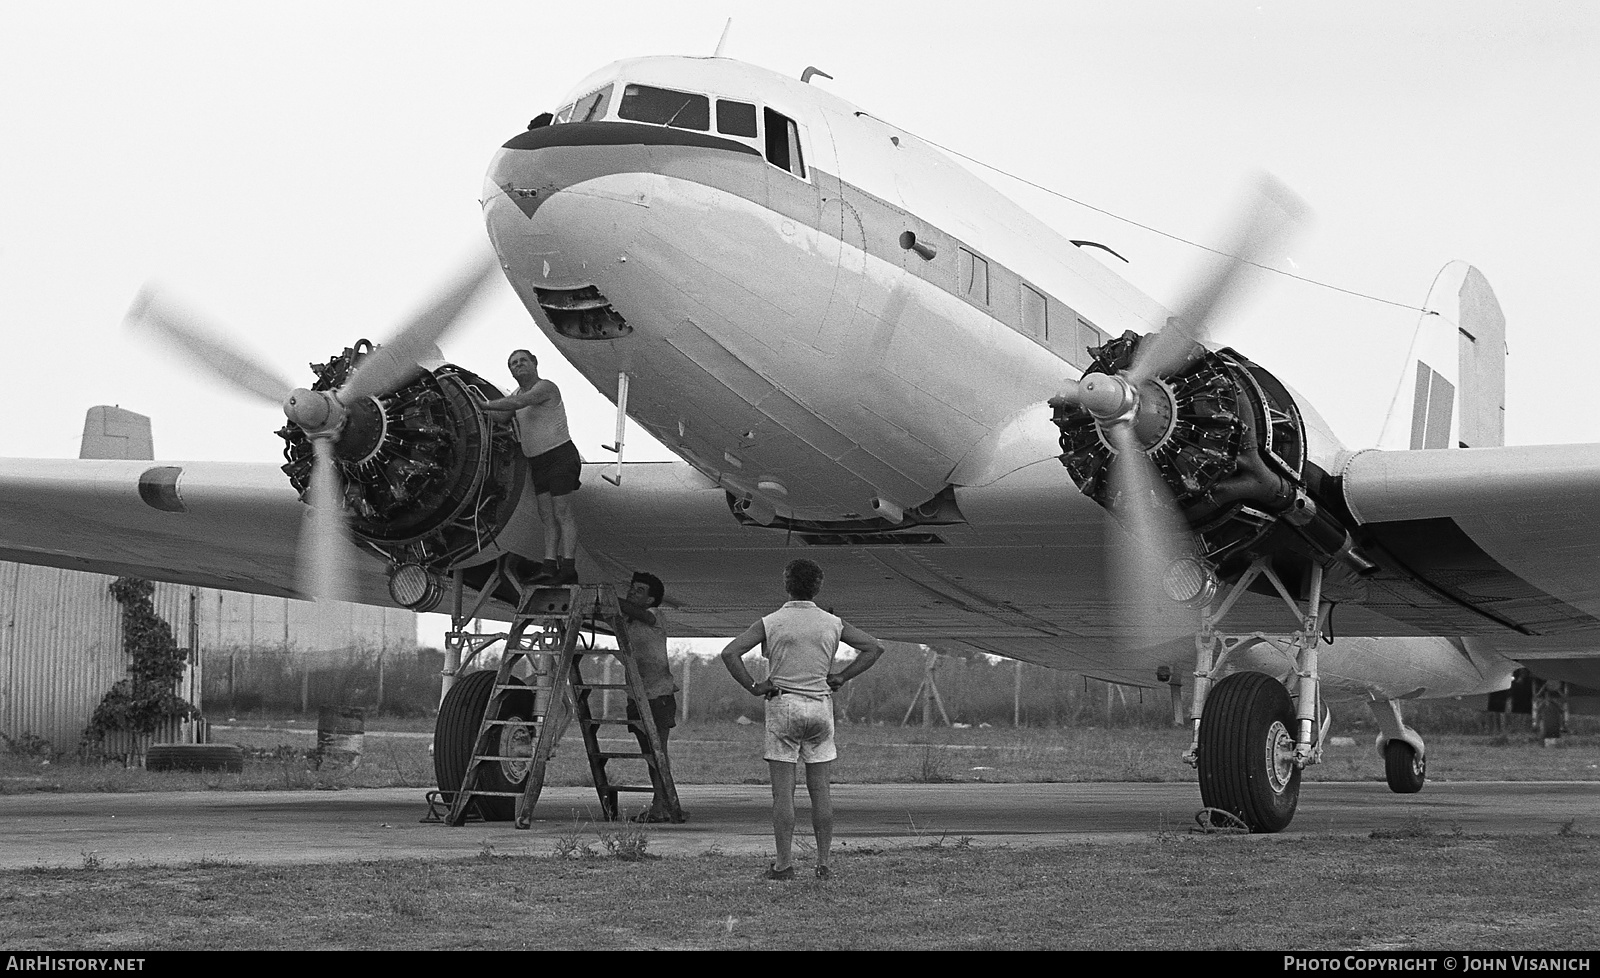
[2,2,1596,641]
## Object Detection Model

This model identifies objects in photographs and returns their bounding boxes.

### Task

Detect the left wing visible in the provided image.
[1339,442,1600,636]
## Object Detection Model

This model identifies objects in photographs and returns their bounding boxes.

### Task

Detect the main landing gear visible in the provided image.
[1185,559,1331,833]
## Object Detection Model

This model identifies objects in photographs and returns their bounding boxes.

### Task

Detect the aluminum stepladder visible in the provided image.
[445,583,683,827]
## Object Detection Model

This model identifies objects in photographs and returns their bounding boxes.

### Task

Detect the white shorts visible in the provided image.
[763,691,836,765]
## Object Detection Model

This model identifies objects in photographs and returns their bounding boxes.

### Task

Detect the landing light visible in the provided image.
[1162,557,1217,607]
[388,563,443,612]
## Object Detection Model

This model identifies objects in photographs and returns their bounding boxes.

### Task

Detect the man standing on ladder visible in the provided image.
[720,558,885,881]
[481,349,582,585]
[618,571,684,823]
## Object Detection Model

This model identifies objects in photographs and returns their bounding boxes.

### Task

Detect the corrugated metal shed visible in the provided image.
[0,562,416,754]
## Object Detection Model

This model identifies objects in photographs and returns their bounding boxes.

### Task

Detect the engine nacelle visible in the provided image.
[1052,331,1371,592]
[277,341,526,607]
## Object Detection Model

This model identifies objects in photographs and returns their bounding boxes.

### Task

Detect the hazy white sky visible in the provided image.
[2,0,1595,463]
[1,2,1596,643]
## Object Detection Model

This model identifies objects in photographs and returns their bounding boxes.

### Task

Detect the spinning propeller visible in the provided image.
[125,255,502,603]
[1049,174,1309,649]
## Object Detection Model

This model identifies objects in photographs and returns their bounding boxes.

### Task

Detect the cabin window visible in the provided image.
[717,100,758,137]
[619,84,710,131]
[556,84,612,124]
[958,248,989,305]
[763,108,806,177]
[1022,284,1048,337]
[1076,319,1108,364]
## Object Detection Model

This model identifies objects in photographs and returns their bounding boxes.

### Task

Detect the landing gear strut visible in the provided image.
[1185,558,1330,832]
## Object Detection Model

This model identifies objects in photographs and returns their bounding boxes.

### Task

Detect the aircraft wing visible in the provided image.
[0,457,393,605]
[1339,443,1600,637]
[5,447,1600,691]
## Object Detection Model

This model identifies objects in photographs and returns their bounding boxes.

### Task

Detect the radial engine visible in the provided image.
[276,341,526,611]
[1051,331,1374,600]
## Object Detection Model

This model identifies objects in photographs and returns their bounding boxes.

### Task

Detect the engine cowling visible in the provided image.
[276,341,526,602]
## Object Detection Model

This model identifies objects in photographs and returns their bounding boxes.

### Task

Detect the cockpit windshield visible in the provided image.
[553,84,613,125]
[617,84,710,131]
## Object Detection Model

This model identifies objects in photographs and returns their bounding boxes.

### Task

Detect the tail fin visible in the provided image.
[1376,262,1506,450]
[79,406,154,460]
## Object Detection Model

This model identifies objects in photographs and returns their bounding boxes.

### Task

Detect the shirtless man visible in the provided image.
[481,349,581,585]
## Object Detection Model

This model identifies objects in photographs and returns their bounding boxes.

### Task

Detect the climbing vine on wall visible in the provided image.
[82,577,200,748]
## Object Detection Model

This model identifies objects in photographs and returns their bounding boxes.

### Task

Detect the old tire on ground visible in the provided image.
[1383,740,1426,793]
[1197,671,1301,833]
[145,743,245,773]
[434,670,533,821]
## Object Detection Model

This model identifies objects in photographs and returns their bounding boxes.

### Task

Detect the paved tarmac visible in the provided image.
[1,781,1595,869]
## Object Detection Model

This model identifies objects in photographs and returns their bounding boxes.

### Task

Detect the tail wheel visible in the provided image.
[1383,740,1426,794]
[433,670,533,821]
[1197,671,1301,832]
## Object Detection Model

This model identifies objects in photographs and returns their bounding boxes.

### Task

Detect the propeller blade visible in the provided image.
[297,437,352,604]
[124,286,295,406]
[1127,172,1309,385]
[1047,378,1082,411]
[339,253,501,402]
[1105,423,1195,651]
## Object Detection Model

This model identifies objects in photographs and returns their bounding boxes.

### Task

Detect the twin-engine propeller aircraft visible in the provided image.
[3,54,1598,832]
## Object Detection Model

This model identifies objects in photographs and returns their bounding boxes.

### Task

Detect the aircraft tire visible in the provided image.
[145,743,245,773]
[1383,740,1426,793]
[1197,671,1301,833]
[434,670,533,822]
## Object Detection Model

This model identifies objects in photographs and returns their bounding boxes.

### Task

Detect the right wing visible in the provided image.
[0,457,391,604]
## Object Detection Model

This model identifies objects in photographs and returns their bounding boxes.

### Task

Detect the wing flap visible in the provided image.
[1341,444,1600,631]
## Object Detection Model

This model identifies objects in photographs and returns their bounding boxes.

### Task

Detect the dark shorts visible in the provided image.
[627,694,678,740]
[528,440,581,496]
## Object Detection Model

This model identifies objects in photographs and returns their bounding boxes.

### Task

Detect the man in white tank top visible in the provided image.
[720,558,884,881]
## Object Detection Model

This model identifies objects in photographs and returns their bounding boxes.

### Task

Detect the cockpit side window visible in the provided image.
[618,84,711,131]
[572,84,612,123]
[552,84,612,125]
[763,108,806,178]
[716,100,758,138]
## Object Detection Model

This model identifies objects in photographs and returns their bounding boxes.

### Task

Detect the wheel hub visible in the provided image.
[500,716,533,785]
[1264,720,1296,792]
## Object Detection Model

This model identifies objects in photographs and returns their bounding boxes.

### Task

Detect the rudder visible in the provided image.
[1376,262,1505,450]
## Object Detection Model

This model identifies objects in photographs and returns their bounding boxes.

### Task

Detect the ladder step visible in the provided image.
[579,717,638,726]
[573,683,631,690]
[459,790,522,798]
[484,719,543,727]
[470,755,533,763]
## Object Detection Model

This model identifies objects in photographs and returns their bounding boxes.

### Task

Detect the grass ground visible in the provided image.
[4,720,1597,950]
[4,719,1596,795]
[3,831,1596,950]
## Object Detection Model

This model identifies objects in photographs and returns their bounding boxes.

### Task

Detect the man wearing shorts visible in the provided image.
[481,349,581,585]
[720,558,884,880]
[618,571,684,823]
